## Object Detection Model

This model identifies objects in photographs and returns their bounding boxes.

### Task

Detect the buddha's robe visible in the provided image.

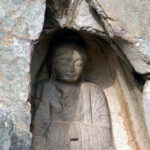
[32,81,114,150]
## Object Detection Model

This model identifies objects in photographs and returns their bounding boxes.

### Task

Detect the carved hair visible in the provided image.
[50,29,87,53]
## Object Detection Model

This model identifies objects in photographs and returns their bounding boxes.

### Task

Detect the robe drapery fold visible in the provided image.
[32,81,113,150]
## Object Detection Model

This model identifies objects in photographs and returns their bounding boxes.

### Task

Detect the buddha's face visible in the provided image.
[52,43,87,82]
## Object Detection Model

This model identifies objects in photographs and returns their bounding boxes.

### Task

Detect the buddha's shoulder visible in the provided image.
[80,81,103,92]
[35,80,56,94]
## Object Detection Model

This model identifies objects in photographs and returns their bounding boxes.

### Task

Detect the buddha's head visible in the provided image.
[49,30,87,83]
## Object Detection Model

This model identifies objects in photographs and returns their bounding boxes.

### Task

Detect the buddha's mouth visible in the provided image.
[66,73,76,78]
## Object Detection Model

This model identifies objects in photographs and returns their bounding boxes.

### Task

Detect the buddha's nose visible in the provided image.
[69,63,75,73]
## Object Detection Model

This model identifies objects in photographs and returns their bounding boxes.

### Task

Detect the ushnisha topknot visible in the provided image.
[50,29,87,53]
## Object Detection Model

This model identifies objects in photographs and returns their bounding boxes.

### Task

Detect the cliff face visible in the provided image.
[0,0,46,149]
[0,0,150,150]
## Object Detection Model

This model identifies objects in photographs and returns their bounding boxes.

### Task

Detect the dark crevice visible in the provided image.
[133,72,146,89]
[70,138,79,141]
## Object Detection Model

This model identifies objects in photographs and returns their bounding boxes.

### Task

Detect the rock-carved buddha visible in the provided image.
[32,31,114,150]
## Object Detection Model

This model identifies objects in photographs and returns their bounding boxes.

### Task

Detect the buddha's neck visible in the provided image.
[54,80,79,98]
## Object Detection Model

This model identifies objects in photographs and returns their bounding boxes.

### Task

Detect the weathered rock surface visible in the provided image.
[0,0,150,149]
[87,0,150,75]
[0,0,46,149]
[10,127,32,150]
[143,81,150,137]
[0,107,13,150]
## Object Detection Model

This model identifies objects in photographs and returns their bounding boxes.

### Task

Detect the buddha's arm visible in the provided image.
[91,86,115,150]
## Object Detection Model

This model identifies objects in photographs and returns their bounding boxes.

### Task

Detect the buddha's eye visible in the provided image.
[75,61,84,67]
[56,58,69,65]
[59,60,68,65]
[59,58,67,61]
[63,61,69,65]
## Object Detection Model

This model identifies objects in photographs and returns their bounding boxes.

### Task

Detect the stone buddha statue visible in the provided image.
[31,31,114,150]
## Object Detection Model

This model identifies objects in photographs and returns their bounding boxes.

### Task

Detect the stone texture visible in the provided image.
[115,38,150,75]
[72,0,105,37]
[91,0,149,39]
[85,0,150,75]
[0,0,150,149]
[0,0,46,40]
[0,0,46,149]
[10,127,32,150]
[143,81,150,137]
[0,107,13,150]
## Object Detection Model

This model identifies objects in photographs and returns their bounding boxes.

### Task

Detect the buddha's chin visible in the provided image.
[64,77,78,82]
[58,76,80,83]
